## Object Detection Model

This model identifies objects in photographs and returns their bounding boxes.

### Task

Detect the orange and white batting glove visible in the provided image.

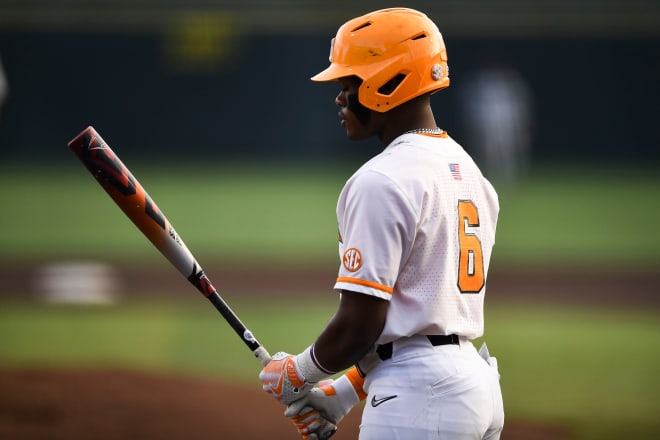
[288,408,337,440]
[285,366,367,436]
[259,345,334,405]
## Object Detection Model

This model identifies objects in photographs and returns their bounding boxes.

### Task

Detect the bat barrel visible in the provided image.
[68,126,272,367]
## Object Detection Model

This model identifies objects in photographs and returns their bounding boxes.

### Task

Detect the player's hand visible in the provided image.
[285,367,365,426]
[288,405,337,440]
[259,352,315,405]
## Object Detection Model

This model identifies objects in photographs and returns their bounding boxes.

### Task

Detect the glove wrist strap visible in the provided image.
[296,345,336,384]
[331,374,362,408]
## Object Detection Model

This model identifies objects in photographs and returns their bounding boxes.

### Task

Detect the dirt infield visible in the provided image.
[0,266,656,439]
[0,369,570,440]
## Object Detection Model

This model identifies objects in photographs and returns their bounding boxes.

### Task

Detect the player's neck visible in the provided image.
[379,102,437,146]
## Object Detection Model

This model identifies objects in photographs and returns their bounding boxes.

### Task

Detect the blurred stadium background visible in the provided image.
[0,1,659,439]
[0,0,658,164]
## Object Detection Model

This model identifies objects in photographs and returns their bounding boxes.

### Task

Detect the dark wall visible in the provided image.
[0,30,658,164]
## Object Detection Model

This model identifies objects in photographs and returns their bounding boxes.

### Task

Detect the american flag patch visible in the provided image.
[449,163,462,180]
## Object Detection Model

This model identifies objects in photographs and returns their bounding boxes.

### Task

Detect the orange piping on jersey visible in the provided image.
[336,276,393,294]
[418,131,448,138]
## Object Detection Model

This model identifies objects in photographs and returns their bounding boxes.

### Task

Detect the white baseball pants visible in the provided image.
[359,335,504,439]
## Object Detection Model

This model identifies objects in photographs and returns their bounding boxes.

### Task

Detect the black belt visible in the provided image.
[376,334,460,361]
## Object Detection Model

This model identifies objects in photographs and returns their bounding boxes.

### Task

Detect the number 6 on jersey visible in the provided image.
[457,200,485,293]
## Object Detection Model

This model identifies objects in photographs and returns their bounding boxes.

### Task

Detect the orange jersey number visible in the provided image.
[457,200,485,293]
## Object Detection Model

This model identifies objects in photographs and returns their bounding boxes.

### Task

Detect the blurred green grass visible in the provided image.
[494,166,660,269]
[0,161,659,269]
[0,162,344,265]
[0,297,658,440]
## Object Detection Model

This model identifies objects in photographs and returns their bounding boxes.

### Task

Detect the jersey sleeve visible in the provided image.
[334,170,418,300]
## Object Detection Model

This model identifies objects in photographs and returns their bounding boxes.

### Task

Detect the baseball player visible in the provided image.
[259,8,504,439]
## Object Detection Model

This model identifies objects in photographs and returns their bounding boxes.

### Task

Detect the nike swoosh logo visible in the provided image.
[272,372,285,397]
[371,394,398,407]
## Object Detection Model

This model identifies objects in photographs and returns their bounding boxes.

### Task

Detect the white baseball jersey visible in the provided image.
[334,131,499,343]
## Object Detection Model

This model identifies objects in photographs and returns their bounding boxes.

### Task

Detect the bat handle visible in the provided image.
[254,346,272,367]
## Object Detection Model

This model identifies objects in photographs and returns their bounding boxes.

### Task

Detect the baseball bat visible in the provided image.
[69,126,337,439]
[67,126,272,366]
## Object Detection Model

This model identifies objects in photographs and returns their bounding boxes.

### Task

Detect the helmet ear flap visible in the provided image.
[359,62,410,111]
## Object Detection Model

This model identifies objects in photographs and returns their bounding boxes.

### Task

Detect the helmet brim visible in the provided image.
[311,63,358,82]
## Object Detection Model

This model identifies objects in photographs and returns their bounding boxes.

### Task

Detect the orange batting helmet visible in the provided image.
[312,8,450,112]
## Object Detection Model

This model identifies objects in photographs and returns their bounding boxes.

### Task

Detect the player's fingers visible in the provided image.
[317,420,338,440]
[290,406,324,436]
[285,398,312,417]
[291,406,320,424]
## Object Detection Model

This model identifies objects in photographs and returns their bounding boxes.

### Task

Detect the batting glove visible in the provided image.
[290,406,337,440]
[285,366,366,428]
[288,407,337,440]
[259,346,333,405]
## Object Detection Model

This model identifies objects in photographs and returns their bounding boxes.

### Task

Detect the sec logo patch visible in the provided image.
[342,248,362,272]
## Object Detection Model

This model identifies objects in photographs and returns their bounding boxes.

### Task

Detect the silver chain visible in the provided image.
[404,127,444,135]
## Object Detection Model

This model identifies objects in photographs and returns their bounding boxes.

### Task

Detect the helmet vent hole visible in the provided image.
[411,32,428,41]
[378,73,407,96]
[351,22,372,32]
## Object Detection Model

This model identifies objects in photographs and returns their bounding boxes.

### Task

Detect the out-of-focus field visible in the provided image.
[1,161,659,439]
[1,162,658,268]
[0,297,658,439]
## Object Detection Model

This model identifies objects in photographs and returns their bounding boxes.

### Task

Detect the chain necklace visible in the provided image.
[404,127,444,135]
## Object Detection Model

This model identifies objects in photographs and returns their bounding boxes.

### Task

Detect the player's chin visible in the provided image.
[343,121,370,141]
